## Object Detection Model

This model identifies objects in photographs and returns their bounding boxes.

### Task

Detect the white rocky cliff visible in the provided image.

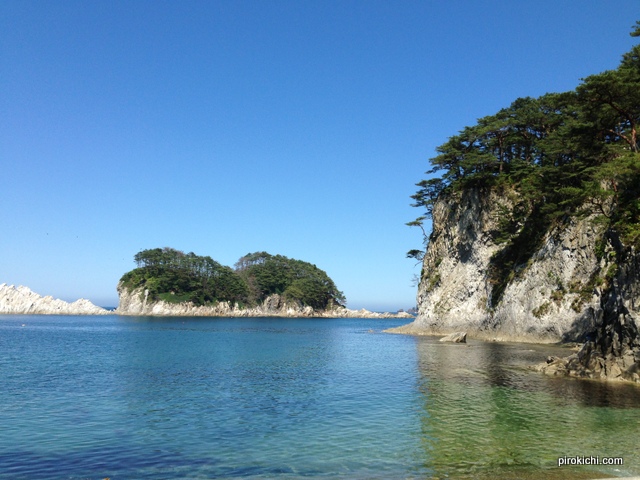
[392,188,605,341]
[116,284,412,319]
[390,188,640,381]
[0,283,111,315]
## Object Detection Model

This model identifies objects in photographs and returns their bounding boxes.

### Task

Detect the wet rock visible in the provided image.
[439,331,467,343]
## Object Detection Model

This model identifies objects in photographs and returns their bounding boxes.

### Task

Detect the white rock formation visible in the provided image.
[439,331,467,343]
[0,283,111,315]
[389,188,632,343]
[116,284,413,319]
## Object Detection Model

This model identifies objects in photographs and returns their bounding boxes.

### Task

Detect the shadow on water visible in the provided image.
[413,337,640,479]
[418,338,640,408]
[2,316,638,479]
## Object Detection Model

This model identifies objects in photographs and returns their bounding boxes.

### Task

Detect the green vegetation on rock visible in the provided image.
[410,25,640,305]
[235,251,346,310]
[119,248,345,310]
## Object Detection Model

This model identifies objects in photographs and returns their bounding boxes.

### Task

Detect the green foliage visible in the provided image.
[532,302,552,319]
[569,270,606,313]
[121,248,345,310]
[488,207,553,306]
[235,252,346,309]
[422,271,441,293]
[158,292,193,304]
[411,30,640,307]
[283,278,333,310]
[121,247,250,307]
[406,249,425,263]
[410,179,445,221]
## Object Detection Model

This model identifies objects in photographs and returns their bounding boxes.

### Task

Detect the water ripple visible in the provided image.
[1,316,639,479]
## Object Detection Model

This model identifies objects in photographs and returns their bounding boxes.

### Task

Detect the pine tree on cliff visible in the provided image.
[410,27,640,256]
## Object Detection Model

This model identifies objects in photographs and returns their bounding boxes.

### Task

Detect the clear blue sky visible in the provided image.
[1,1,638,310]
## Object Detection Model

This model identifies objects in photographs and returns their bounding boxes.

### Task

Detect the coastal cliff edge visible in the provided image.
[388,188,640,383]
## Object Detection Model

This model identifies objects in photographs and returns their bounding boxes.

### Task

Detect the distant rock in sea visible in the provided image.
[0,283,111,315]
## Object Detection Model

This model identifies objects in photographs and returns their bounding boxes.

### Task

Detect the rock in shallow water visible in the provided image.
[439,331,467,343]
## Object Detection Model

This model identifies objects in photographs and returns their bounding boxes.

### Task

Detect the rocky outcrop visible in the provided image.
[116,283,413,319]
[537,246,640,382]
[0,283,111,315]
[389,187,640,382]
[439,331,467,343]
[391,188,606,341]
[391,189,510,337]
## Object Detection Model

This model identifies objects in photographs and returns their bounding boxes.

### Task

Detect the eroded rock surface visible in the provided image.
[116,284,413,319]
[439,331,467,343]
[0,283,111,315]
[390,188,640,382]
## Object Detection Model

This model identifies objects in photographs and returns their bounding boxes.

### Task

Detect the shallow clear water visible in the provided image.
[0,315,638,479]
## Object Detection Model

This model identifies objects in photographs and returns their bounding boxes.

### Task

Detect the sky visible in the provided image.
[1,1,639,310]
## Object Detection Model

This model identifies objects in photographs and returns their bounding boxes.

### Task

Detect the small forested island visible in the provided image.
[117,247,409,318]
[393,25,640,382]
[118,248,343,312]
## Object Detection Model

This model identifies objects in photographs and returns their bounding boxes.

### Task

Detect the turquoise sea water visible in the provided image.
[1,315,639,479]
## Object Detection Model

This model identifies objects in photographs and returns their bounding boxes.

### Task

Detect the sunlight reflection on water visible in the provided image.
[0,315,638,479]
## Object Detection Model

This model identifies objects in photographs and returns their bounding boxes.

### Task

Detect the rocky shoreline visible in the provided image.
[0,282,413,320]
[0,283,111,315]
[406,189,613,344]
[116,285,413,319]
[398,186,640,384]
[387,325,640,384]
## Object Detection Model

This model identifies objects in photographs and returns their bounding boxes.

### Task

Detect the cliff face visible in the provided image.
[411,189,508,335]
[392,188,640,380]
[538,243,640,382]
[0,283,111,315]
[116,283,413,319]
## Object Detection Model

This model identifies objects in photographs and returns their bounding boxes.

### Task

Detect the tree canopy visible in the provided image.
[234,251,346,309]
[411,29,640,250]
[410,25,640,304]
[120,248,345,310]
